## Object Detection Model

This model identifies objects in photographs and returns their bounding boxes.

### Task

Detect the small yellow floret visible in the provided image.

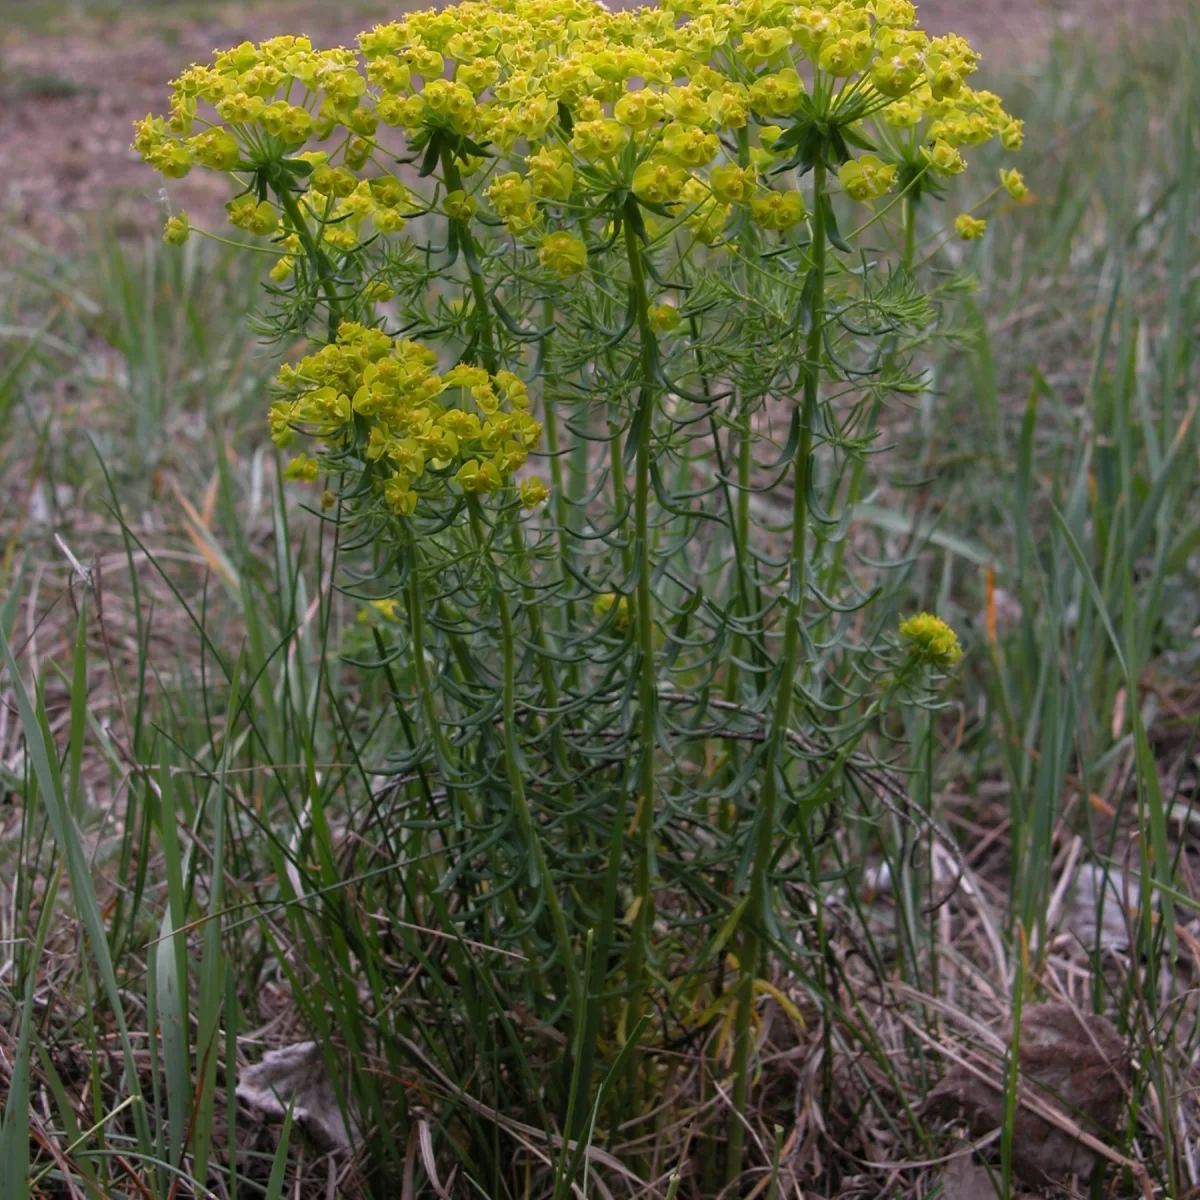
[955,213,987,240]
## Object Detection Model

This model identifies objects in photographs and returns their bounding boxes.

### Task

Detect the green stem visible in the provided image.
[406,561,462,806]
[727,160,826,1187]
[732,124,757,646]
[721,123,765,825]
[542,297,582,699]
[719,395,758,734]
[468,498,581,1019]
[507,523,579,836]
[439,164,577,872]
[821,192,917,608]
[441,147,498,373]
[406,556,544,987]
[736,412,753,579]
[903,192,917,269]
[274,184,342,343]
[442,159,571,825]
[621,197,659,1071]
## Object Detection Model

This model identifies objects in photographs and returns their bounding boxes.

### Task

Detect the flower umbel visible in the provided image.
[272,323,542,519]
[899,613,964,668]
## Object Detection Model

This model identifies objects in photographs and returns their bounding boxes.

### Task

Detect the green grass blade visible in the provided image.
[0,864,62,1200]
[1052,503,1176,950]
[156,912,190,1170]
[193,653,243,1185]
[155,746,191,1169]
[0,600,154,1162]
[0,307,57,436]
[263,1102,295,1200]
[67,592,88,817]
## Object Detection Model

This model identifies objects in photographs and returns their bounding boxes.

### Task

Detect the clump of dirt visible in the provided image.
[925,1003,1131,1187]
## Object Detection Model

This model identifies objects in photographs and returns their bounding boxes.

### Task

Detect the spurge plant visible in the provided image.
[137,0,1018,1191]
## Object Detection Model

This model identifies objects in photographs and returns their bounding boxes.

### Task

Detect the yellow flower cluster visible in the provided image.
[163,211,190,245]
[135,0,1020,253]
[898,612,963,668]
[1000,167,1027,199]
[954,213,986,240]
[270,323,545,515]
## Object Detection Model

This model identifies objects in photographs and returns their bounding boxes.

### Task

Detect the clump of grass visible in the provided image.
[0,9,1197,1200]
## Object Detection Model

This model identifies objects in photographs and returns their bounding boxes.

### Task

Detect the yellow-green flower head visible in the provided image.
[1000,167,1027,199]
[274,325,542,517]
[311,165,358,198]
[926,138,967,176]
[870,44,923,98]
[738,25,793,65]
[632,157,688,205]
[662,122,720,168]
[681,179,730,245]
[749,69,805,118]
[487,171,538,233]
[538,231,588,278]
[369,175,410,211]
[871,0,918,27]
[444,190,478,221]
[899,612,963,668]
[456,458,503,494]
[283,453,320,482]
[649,303,681,333]
[519,476,549,508]
[189,128,241,171]
[955,213,987,240]
[367,597,401,621]
[615,88,666,131]
[526,146,575,202]
[750,189,805,231]
[163,211,191,245]
[373,208,407,235]
[819,31,874,78]
[838,154,896,203]
[571,117,627,161]
[364,280,396,302]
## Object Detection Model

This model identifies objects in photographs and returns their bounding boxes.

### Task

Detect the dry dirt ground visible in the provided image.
[0,0,1156,246]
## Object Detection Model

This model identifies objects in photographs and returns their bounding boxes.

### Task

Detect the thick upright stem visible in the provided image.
[275,184,342,342]
[621,198,659,1064]
[719,397,757,760]
[507,523,579,836]
[903,192,917,269]
[822,192,916,605]
[468,500,581,1018]
[440,148,498,374]
[407,563,463,807]
[406,557,544,985]
[542,297,582,699]
[438,173,574,858]
[727,160,826,1187]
